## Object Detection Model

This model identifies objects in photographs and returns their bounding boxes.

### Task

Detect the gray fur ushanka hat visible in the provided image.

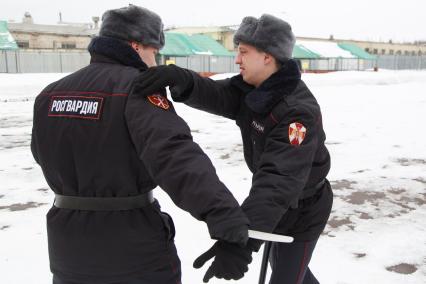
[233,14,295,62]
[99,5,165,49]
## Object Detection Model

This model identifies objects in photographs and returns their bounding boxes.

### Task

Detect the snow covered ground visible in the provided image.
[0,70,425,284]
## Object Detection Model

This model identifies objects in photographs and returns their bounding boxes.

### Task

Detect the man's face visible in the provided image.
[235,43,268,87]
[133,43,158,67]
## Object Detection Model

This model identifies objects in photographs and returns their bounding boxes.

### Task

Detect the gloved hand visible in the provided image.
[193,240,255,283]
[131,64,194,100]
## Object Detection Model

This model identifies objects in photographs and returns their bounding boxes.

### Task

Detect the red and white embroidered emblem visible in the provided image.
[147,93,170,110]
[288,122,307,146]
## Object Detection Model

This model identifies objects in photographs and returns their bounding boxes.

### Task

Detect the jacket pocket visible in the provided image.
[159,211,176,242]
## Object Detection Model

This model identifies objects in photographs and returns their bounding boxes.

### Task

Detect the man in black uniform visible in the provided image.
[132,14,333,283]
[31,5,250,284]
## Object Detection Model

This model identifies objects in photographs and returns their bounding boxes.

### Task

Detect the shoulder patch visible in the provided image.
[48,96,103,120]
[147,93,170,110]
[288,122,306,146]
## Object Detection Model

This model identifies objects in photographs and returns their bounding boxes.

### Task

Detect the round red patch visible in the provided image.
[147,94,170,110]
[288,122,307,146]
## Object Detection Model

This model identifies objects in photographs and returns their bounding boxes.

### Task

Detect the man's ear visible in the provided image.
[264,53,273,65]
[130,41,140,51]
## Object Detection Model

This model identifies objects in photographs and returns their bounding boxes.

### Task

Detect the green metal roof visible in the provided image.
[189,34,233,56]
[161,33,194,56]
[161,33,233,57]
[0,21,18,50]
[338,43,376,60]
[292,44,321,59]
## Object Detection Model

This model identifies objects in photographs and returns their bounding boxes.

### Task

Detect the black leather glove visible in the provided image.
[193,240,255,283]
[132,64,194,100]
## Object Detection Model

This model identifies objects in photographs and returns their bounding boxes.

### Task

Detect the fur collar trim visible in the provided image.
[231,59,301,114]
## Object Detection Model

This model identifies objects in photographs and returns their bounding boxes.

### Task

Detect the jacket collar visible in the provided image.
[88,36,148,71]
[231,59,301,114]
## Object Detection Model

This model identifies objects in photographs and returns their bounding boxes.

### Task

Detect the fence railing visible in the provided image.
[1,50,425,73]
[168,55,240,73]
[1,50,90,73]
[298,58,376,71]
[376,55,426,70]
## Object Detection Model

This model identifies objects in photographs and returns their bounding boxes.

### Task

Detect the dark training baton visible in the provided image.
[247,230,294,284]
[258,241,272,284]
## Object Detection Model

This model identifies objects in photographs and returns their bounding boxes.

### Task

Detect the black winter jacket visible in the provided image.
[173,59,331,238]
[31,36,248,282]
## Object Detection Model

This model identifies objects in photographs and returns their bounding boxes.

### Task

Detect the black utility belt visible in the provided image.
[53,191,155,211]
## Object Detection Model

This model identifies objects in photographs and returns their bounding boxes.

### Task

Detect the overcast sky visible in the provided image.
[1,0,425,43]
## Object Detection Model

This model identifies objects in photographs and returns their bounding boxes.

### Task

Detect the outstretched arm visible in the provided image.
[132,65,244,120]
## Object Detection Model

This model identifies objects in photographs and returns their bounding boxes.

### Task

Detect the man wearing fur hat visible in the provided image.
[133,14,333,283]
[31,5,250,284]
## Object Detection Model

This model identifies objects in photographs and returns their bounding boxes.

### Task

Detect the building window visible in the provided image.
[411,51,416,56]
[419,51,423,56]
[373,49,378,54]
[365,48,370,53]
[381,49,386,55]
[396,50,402,55]
[61,42,76,49]
[389,49,394,55]
[404,51,409,56]
[16,40,29,48]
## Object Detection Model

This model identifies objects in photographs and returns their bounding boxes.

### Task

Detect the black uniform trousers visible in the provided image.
[53,244,181,284]
[268,182,333,284]
[52,243,181,284]
[51,204,182,284]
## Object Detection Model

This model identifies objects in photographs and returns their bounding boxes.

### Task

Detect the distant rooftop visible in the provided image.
[165,25,236,34]
[161,33,234,56]
[8,22,98,36]
[6,12,98,37]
